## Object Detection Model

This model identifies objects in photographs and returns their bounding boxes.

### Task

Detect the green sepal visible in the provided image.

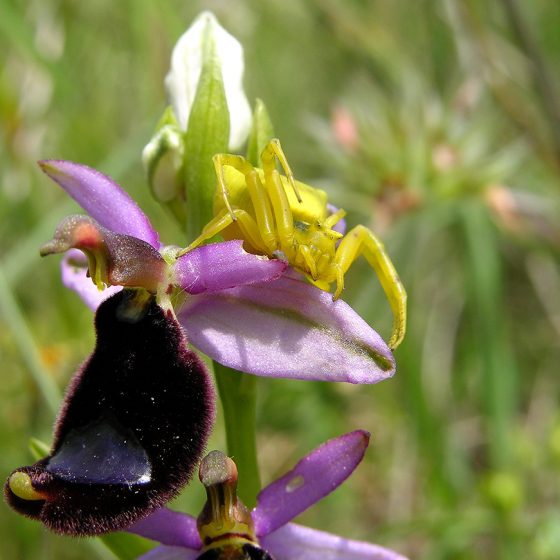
[99,532,155,560]
[213,361,260,508]
[183,20,230,243]
[156,105,179,130]
[246,99,275,166]
[144,125,184,202]
[143,106,187,224]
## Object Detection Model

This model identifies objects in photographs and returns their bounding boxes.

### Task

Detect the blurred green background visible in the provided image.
[1,0,560,558]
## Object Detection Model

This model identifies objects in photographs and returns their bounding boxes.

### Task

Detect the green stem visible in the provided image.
[213,361,260,507]
[0,263,60,415]
[461,202,516,469]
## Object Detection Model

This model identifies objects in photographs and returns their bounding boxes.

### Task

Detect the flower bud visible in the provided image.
[143,121,185,203]
[150,11,253,240]
[166,11,251,151]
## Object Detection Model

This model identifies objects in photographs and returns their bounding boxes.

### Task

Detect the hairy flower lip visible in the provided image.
[5,292,215,537]
[129,431,409,560]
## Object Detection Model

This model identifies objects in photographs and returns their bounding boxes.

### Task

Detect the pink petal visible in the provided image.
[38,160,160,248]
[262,523,409,560]
[137,546,198,560]
[253,431,369,536]
[61,250,120,310]
[178,274,395,383]
[128,508,202,550]
[174,240,287,294]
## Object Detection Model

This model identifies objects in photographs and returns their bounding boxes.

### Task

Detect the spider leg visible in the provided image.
[213,154,238,221]
[259,141,299,258]
[213,154,278,253]
[260,138,302,202]
[309,277,331,292]
[244,171,278,252]
[180,208,268,256]
[297,245,318,279]
[334,225,407,350]
[324,208,346,231]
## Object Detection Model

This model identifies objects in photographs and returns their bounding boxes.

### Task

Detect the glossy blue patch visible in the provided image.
[46,417,151,485]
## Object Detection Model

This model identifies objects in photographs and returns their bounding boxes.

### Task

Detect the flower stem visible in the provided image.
[0,263,60,415]
[213,361,260,507]
[460,202,516,468]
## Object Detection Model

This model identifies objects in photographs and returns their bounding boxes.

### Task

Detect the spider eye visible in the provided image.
[4,290,215,536]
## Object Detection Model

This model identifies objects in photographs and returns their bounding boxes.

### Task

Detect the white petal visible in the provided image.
[165,11,251,150]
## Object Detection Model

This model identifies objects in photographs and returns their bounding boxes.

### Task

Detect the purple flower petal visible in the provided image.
[38,160,160,248]
[128,508,202,550]
[178,274,395,383]
[262,523,409,560]
[137,545,198,560]
[61,250,121,310]
[174,240,287,294]
[253,431,369,536]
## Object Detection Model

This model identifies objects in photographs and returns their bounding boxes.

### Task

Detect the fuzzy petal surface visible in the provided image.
[61,250,120,310]
[4,292,214,536]
[178,274,395,383]
[128,508,202,550]
[262,523,409,560]
[253,431,369,536]
[174,241,287,294]
[38,160,159,248]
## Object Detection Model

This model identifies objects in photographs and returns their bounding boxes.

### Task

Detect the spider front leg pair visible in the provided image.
[185,139,302,259]
[182,138,407,350]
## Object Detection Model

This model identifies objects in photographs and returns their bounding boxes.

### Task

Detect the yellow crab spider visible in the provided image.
[183,139,407,349]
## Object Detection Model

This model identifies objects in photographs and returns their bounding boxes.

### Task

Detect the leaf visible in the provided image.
[99,532,155,560]
[247,99,275,166]
[183,19,230,243]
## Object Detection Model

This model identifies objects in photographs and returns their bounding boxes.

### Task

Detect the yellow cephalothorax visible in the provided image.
[184,139,407,349]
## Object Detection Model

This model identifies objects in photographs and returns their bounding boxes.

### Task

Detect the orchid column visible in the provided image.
[144,12,263,504]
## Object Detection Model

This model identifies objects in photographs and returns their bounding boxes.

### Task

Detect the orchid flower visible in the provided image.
[5,290,215,535]
[129,431,408,560]
[38,160,395,384]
